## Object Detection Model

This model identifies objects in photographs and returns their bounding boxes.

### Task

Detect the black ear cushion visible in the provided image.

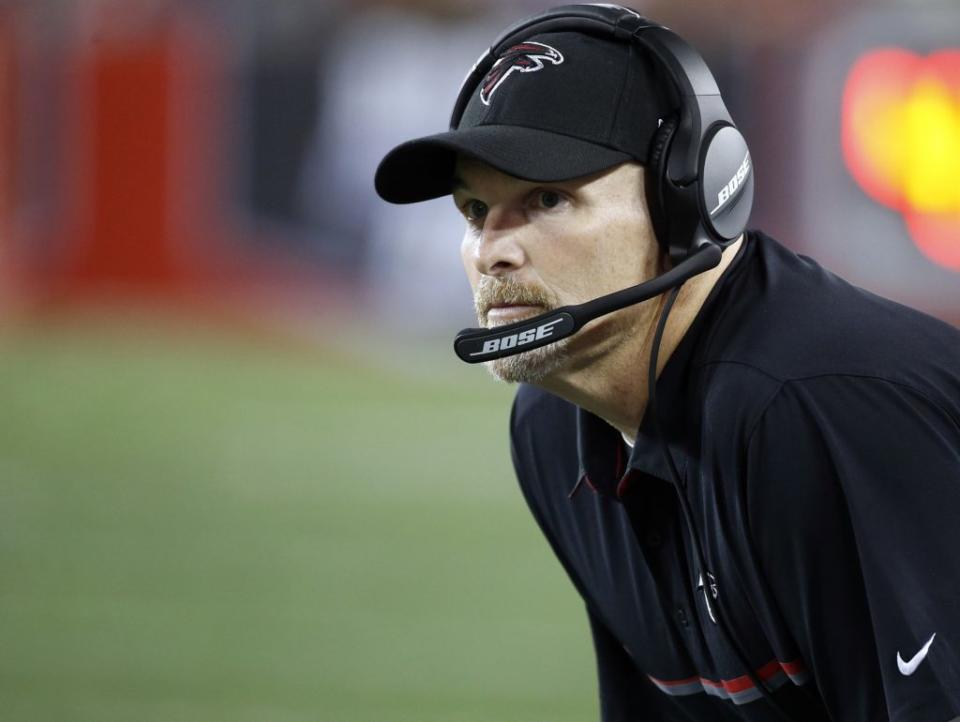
[645,117,677,254]
[648,117,676,172]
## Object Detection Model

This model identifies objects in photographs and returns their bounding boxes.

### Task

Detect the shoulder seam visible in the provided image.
[743,373,960,449]
[699,359,786,384]
[744,383,786,450]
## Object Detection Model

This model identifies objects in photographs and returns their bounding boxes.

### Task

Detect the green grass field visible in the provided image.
[0,318,595,722]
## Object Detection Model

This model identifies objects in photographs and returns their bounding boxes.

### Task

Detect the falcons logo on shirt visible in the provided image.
[479,42,564,105]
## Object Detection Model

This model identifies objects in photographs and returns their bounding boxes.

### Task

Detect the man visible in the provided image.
[374,6,960,721]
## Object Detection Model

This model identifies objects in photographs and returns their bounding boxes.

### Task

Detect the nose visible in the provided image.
[468,207,526,277]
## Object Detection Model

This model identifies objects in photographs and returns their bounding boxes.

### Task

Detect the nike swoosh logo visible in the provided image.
[897,633,936,676]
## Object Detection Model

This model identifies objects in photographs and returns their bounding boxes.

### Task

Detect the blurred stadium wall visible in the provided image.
[0,0,956,331]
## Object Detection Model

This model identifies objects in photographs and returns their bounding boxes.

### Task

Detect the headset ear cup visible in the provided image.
[699,124,754,241]
[645,117,677,256]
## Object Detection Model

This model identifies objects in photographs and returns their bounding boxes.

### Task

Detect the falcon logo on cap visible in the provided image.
[480,42,564,106]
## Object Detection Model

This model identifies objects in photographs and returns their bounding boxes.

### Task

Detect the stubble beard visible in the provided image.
[486,336,571,383]
[473,276,570,384]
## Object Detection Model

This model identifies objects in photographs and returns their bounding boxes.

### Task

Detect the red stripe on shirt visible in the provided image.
[650,658,806,696]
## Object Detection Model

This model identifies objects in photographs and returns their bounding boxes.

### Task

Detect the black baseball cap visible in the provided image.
[374,30,677,204]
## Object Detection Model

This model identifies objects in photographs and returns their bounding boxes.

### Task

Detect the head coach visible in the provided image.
[373,5,960,721]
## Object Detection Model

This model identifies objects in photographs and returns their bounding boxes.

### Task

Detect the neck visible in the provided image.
[538,237,743,439]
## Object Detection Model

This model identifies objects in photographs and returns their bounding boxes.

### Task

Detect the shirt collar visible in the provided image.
[573,319,700,498]
[572,237,750,499]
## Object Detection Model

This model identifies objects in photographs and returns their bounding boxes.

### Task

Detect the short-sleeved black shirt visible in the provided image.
[509,231,960,722]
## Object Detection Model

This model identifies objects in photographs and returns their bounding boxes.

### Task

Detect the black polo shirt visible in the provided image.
[509,231,960,722]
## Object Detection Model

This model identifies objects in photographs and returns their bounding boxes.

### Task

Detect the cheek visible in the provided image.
[548,217,652,299]
[590,207,655,274]
[460,234,480,290]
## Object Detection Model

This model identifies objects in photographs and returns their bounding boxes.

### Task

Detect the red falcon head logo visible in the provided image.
[480,41,564,106]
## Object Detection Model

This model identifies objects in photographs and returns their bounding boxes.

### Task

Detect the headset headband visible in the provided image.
[448,3,753,263]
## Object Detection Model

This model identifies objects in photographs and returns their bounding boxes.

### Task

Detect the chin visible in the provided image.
[484,338,570,384]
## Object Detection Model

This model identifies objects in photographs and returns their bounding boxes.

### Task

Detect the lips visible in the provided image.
[484,303,543,326]
[474,275,554,326]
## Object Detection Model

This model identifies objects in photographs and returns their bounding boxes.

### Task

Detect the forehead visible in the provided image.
[452,155,645,198]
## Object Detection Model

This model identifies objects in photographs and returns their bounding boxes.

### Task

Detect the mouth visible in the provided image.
[485,303,543,326]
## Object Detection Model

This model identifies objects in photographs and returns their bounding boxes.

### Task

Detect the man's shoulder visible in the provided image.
[510,384,577,439]
[705,232,960,390]
[509,385,580,481]
[690,232,960,443]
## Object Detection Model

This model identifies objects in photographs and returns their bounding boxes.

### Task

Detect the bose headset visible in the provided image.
[449,6,810,722]
[452,2,754,364]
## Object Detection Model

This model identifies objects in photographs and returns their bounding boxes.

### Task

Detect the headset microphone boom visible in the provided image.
[454,244,721,363]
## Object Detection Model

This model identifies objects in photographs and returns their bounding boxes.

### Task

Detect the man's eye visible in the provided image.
[538,191,561,209]
[530,190,569,211]
[464,199,488,221]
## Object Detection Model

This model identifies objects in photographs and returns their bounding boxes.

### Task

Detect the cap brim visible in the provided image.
[374,125,632,204]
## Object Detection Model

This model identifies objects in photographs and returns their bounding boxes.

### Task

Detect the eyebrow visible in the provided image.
[451,175,469,193]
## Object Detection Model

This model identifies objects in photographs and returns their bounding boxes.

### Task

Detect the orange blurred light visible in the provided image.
[842,48,960,270]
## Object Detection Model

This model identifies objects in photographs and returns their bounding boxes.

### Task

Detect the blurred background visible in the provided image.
[0,0,957,720]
